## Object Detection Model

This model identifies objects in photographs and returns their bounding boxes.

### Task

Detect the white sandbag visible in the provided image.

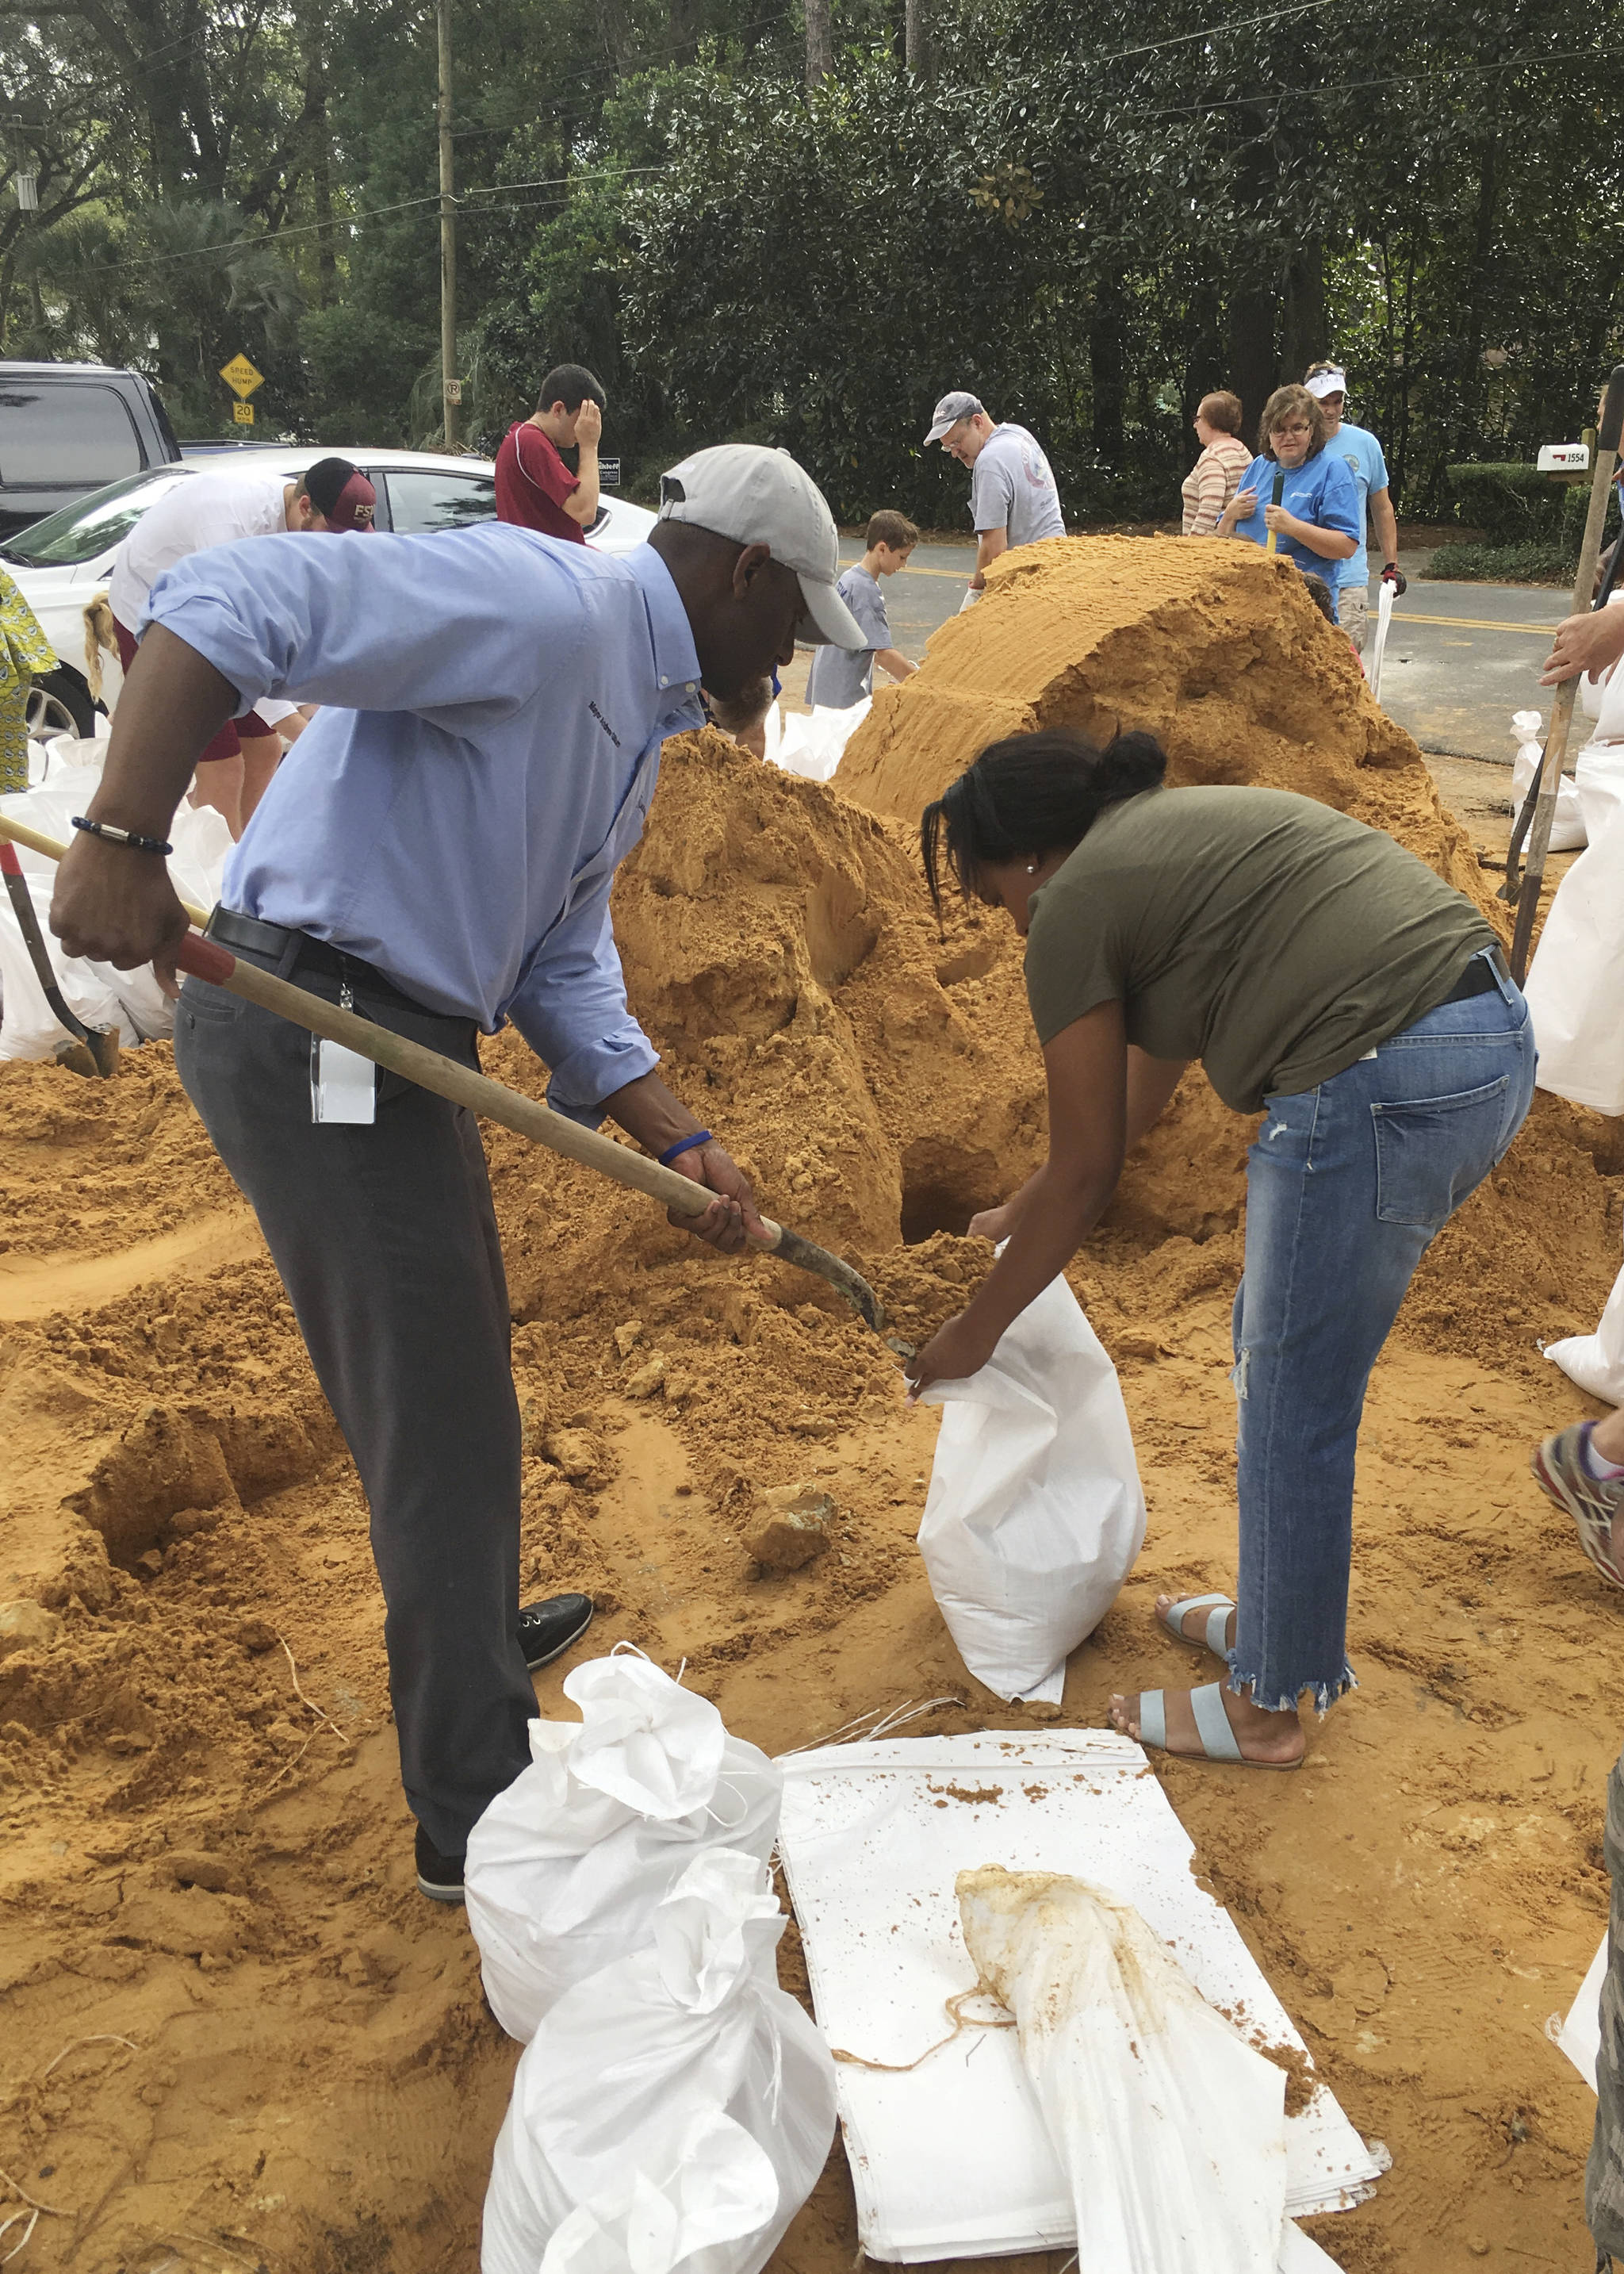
[465,1649,782,2044]
[0,867,134,1058]
[1546,1256,1624,1407]
[769,699,871,783]
[914,1265,1145,1703]
[1509,710,1585,852]
[958,1866,1289,2274]
[1525,800,1624,1114]
[0,780,231,1048]
[481,1848,837,2274]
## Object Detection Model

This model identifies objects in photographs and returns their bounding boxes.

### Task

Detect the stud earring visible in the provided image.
[1025,862,1037,875]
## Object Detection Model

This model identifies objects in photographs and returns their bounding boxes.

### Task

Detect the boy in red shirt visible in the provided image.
[493,364,606,543]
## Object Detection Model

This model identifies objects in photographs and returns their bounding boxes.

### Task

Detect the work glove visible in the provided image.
[1381,562,1407,596]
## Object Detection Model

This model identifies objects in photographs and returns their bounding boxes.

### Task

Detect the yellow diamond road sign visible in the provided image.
[220,353,264,400]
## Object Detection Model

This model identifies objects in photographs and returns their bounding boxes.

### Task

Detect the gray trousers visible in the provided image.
[174,954,535,1855]
[1592,1744,1624,2264]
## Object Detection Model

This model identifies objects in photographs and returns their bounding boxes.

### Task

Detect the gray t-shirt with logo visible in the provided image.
[805,562,891,710]
[969,424,1065,546]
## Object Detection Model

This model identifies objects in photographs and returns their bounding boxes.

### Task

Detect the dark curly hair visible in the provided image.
[920,726,1168,917]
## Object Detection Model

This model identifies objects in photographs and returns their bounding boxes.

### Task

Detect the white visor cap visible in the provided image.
[657,443,867,649]
[1304,368,1348,400]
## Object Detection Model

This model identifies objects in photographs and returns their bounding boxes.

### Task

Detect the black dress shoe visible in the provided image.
[518,1592,594,1671]
[416,1823,465,1904]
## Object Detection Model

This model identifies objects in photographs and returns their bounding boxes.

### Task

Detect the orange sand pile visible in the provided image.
[836,531,1495,922]
[0,636,1619,2271]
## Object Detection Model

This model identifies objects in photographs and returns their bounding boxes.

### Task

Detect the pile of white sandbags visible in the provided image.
[466,1650,837,2274]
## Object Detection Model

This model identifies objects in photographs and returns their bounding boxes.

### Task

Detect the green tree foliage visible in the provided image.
[1,0,1613,512]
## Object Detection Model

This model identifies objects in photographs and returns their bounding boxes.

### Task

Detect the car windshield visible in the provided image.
[0,468,194,566]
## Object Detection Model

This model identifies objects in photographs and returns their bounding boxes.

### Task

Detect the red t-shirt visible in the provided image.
[494,420,584,543]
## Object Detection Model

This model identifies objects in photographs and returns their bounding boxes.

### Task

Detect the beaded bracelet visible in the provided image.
[71,815,174,857]
[658,1129,714,1167]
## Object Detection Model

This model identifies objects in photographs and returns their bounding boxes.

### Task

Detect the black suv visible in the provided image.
[0,361,181,541]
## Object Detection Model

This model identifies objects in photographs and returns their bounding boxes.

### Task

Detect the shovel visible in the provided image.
[1262,466,1286,553]
[0,838,120,1076]
[0,814,884,1330]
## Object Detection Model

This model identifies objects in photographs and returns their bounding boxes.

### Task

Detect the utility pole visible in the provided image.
[436,0,459,450]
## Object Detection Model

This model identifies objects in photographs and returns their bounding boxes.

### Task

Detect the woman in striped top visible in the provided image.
[1180,390,1253,536]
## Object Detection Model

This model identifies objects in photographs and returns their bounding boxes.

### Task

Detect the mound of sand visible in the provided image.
[835,534,1498,925]
[0,596,1618,2272]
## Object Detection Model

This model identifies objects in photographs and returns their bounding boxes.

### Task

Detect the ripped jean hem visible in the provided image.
[1224,1660,1359,1716]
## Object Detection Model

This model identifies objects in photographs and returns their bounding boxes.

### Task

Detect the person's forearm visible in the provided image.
[1285,515,1358,561]
[603,1069,708,1156]
[1542,606,1624,684]
[875,646,915,681]
[971,528,1008,590]
[956,1160,1116,1348]
[566,445,602,527]
[90,624,240,834]
[1373,489,1399,563]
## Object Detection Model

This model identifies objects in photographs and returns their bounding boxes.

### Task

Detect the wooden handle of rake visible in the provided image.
[1507,365,1624,984]
[0,815,885,1330]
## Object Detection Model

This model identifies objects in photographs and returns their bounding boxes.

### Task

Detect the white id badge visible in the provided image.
[310,1035,377,1124]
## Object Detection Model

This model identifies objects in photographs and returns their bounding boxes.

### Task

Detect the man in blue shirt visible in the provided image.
[50,444,867,1902]
[1304,362,1404,655]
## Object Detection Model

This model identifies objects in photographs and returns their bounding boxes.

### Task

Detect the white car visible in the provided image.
[1,445,657,738]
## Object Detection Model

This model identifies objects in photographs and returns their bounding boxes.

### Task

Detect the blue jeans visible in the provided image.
[1229,957,1536,1712]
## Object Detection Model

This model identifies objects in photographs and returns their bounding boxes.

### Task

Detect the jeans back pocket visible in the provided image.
[1370,1075,1511,1229]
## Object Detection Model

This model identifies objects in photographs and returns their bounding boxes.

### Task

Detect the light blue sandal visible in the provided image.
[1134,1682,1300,1770]
[1155,1591,1236,1661]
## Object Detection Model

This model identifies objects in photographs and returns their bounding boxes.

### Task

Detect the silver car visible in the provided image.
[1,446,657,738]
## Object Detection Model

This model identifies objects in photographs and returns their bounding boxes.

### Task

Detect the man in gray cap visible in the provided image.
[52,441,866,1907]
[925,390,1065,603]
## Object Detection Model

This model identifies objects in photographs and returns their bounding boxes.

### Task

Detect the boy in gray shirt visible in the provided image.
[805,510,921,709]
[925,389,1065,601]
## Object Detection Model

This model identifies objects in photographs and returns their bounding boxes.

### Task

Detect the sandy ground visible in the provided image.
[2,542,1618,2273]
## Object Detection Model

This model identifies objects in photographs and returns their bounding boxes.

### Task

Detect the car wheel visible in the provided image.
[27,668,97,742]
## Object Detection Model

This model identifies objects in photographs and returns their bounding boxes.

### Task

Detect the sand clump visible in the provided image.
[0,545,1618,2272]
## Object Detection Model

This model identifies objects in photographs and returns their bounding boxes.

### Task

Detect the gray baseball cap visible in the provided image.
[657,443,866,648]
[925,390,985,444]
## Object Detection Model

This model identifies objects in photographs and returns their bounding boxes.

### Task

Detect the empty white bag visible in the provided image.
[1525,799,1624,1116]
[764,698,871,783]
[481,1848,838,2274]
[465,1649,783,2043]
[914,1267,1145,1703]
[957,1866,1289,2274]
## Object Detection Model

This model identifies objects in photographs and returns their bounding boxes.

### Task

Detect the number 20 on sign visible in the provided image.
[233,402,255,425]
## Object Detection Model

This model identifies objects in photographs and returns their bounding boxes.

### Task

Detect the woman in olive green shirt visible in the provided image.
[909,727,1534,1768]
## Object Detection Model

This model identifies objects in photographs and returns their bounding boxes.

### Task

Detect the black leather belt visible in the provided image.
[1439,947,1510,1006]
[205,906,438,1017]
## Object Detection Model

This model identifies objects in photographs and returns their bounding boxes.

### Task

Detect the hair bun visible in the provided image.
[1098,730,1168,797]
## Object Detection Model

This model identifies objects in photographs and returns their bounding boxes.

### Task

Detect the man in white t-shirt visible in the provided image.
[109,458,375,834]
[925,390,1064,604]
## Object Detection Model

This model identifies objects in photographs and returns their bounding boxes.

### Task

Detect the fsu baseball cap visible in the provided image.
[1304,367,1348,401]
[925,390,985,444]
[657,443,865,649]
[302,456,376,530]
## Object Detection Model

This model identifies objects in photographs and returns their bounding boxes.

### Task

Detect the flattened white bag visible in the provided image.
[481,1849,837,2274]
[465,1651,781,2043]
[915,1267,1145,1703]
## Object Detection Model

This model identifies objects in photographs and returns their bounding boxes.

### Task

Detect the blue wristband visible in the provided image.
[658,1129,713,1167]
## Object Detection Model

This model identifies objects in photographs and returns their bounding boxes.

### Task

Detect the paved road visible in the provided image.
[816,536,1565,765]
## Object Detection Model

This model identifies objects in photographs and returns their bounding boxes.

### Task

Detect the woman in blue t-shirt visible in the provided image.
[1219,384,1361,615]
